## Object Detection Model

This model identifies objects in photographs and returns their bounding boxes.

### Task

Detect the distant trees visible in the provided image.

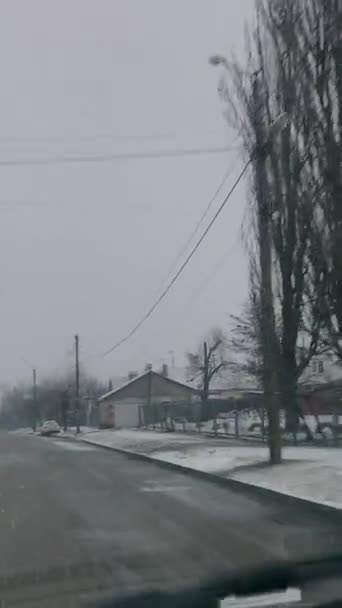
[0,385,32,430]
[0,369,106,431]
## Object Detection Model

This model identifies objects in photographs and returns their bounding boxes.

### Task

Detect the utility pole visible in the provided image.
[209,55,284,464]
[32,367,37,432]
[252,74,281,464]
[333,37,342,347]
[75,334,80,434]
[203,341,209,404]
[201,341,210,425]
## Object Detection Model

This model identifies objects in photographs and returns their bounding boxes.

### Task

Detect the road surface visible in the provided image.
[0,432,341,606]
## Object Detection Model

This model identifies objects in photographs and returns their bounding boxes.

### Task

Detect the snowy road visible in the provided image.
[0,433,341,606]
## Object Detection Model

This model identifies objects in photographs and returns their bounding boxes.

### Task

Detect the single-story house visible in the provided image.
[98,370,199,428]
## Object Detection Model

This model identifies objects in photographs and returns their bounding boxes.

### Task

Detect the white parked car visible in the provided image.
[40,420,61,436]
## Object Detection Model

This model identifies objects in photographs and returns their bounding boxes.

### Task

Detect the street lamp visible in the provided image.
[209,54,231,69]
[209,54,287,142]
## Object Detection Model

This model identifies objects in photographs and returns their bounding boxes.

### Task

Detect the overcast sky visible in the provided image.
[0,0,254,386]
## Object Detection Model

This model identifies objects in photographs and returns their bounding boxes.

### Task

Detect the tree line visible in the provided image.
[0,370,106,431]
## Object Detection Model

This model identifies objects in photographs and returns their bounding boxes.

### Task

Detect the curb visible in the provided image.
[81,437,342,526]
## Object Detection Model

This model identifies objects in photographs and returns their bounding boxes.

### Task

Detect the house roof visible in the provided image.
[98,370,199,402]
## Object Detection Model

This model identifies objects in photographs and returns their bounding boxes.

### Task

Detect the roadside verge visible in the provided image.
[80,434,342,526]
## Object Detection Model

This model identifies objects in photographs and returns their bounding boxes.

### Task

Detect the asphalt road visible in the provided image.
[0,433,342,607]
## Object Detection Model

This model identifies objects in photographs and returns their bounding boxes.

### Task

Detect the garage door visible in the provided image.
[114,402,139,428]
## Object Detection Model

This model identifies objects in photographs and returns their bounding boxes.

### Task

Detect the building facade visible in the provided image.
[98,370,199,428]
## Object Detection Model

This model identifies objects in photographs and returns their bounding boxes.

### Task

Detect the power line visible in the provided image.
[159,159,240,286]
[0,159,237,211]
[188,234,241,304]
[0,132,172,144]
[0,144,237,168]
[0,130,231,145]
[103,158,251,357]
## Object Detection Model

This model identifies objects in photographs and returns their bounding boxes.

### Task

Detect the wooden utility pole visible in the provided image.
[203,341,209,403]
[200,341,210,426]
[252,74,281,464]
[32,368,37,431]
[75,334,80,433]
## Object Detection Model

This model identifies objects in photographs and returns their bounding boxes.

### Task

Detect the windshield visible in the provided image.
[1,0,342,606]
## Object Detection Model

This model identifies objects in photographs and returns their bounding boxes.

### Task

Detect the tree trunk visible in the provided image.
[279,350,299,437]
[299,413,313,442]
[280,377,299,446]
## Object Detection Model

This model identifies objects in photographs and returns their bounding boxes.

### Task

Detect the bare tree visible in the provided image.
[0,369,106,431]
[187,328,227,403]
[293,1,342,361]
[214,0,327,441]
[227,292,263,388]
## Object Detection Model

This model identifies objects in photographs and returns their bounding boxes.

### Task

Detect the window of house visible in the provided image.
[312,360,324,374]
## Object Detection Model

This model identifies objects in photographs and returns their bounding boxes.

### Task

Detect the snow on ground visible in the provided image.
[232,447,342,510]
[85,428,215,454]
[233,459,342,509]
[82,429,342,510]
[62,425,98,435]
[154,446,265,473]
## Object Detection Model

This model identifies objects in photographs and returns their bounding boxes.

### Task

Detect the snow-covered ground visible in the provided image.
[81,429,342,510]
[10,425,98,438]
[10,427,35,435]
[83,428,213,453]
[59,425,98,437]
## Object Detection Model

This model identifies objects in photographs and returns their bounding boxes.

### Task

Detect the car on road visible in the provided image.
[39,420,61,436]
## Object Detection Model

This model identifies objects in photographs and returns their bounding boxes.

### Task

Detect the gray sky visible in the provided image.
[0,0,254,386]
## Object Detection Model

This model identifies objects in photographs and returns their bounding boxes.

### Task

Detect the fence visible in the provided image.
[140,398,267,440]
[139,398,342,446]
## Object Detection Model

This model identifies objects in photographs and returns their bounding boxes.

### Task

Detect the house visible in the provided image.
[98,370,199,429]
[300,354,342,387]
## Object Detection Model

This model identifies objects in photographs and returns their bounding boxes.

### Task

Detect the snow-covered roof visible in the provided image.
[98,370,199,402]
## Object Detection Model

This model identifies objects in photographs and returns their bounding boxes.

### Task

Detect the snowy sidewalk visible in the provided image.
[81,428,342,511]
